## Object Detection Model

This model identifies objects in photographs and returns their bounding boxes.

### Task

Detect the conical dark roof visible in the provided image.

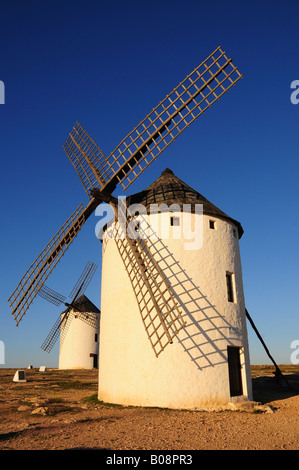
[127,168,244,238]
[66,295,101,315]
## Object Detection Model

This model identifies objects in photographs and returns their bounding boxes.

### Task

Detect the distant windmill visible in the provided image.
[10,46,286,406]
[38,261,99,369]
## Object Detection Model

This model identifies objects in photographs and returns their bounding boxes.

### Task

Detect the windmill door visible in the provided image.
[93,354,98,369]
[90,353,98,369]
[227,346,243,396]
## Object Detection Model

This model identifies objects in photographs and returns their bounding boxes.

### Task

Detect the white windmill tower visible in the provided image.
[58,295,100,369]
[37,261,100,369]
[99,168,252,408]
[9,46,287,407]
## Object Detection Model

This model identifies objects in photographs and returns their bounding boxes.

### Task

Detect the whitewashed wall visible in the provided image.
[99,211,252,409]
[59,310,100,370]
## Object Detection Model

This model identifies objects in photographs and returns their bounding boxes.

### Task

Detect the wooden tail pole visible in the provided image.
[245,309,291,390]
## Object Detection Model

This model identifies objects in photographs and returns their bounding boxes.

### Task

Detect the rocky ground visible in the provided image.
[0,365,298,451]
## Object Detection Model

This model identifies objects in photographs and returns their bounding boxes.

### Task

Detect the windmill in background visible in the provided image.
[38,261,100,369]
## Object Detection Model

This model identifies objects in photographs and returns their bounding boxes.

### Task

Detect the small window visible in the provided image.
[209,220,215,229]
[170,216,180,226]
[95,333,98,343]
[233,228,237,238]
[226,272,234,302]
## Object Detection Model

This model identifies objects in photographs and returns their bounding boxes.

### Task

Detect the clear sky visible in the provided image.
[1,0,298,368]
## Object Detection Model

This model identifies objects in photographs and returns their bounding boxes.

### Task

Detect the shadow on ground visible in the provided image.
[252,372,299,404]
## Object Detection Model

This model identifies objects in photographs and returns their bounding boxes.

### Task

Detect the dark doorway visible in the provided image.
[93,354,98,369]
[227,346,243,396]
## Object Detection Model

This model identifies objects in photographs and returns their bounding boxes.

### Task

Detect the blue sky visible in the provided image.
[0,0,298,368]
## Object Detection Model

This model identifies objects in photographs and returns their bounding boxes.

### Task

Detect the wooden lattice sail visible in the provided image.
[64,47,242,194]
[8,202,98,325]
[39,261,98,353]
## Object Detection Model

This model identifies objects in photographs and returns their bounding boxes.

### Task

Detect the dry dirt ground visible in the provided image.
[0,365,298,451]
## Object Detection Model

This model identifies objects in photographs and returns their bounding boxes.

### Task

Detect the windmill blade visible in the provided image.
[63,47,241,197]
[8,198,99,326]
[69,261,98,301]
[63,122,107,198]
[114,220,186,357]
[102,46,242,193]
[41,309,71,353]
[37,284,66,307]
